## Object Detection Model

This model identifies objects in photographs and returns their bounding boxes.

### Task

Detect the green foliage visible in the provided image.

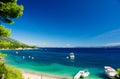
[0,25,11,37]
[0,62,8,78]
[117,68,120,76]
[0,62,23,79]
[5,66,23,79]
[0,37,38,49]
[0,0,24,24]
[0,53,7,57]
[0,0,16,3]
[0,41,10,48]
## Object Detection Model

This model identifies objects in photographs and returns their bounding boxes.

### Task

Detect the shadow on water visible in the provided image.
[97,73,119,79]
[97,73,109,79]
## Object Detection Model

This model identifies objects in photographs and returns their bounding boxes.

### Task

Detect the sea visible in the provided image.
[1,48,120,79]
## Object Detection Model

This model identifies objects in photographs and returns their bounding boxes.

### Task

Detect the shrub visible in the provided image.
[0,62,23,79]
[5,66,23,79]
[117,68,120,76]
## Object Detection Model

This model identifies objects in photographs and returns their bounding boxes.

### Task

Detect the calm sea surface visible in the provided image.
[1,48,120,79]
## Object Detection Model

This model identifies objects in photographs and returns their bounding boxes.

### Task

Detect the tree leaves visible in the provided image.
[0,0,16,3]
[0,53,7,57]
[0,62,23,79]
[0,0,24,24]
[0,25,11,37]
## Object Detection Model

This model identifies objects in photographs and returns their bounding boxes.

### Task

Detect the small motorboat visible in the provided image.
[29,56,31,58]
[104,66,118,78]
[80,70,90,78]
[66,56,69,59]
[74,70,90,79]
[16,51,18,54]
[32,57,34,60]
[22,56,25,59]
[69,52,75,59]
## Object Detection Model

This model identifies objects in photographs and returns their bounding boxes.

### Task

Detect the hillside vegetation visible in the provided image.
[0,61,23,79]
[0,53,23,79]
[0,37,37,49]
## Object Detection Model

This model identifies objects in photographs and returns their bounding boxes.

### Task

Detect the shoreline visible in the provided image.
[5,63,72,79]
[21,69,72,79]
[5,61,73,79]
[0,48,38,50]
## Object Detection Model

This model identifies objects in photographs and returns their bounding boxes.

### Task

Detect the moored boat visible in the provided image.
[104,66,118,78]
[16,51,18,54]
[74,70,90,79]
[80,70,90,78]
[69,52,75,59]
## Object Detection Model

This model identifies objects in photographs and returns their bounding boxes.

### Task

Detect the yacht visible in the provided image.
[80,70,90,78]
[69,52,75,59]
[16,51,18,54]
[104,66,118,78]
[74,70,90,79]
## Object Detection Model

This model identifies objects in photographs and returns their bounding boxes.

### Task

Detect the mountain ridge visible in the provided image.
[0,37,37,49]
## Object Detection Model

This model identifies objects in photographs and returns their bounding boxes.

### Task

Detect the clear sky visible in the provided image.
[4,0,120,47]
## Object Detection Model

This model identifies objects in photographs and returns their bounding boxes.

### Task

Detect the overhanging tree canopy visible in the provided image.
[0,0,24,24]
[0,25,11,37]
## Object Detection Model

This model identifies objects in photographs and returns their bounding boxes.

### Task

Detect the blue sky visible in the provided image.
[4,0,120,47]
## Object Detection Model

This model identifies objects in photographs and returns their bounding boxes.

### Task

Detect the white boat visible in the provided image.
[66,56,69,59]
[104,66,118,78]
[22,56,25,59]
[16,51,18,54]
[29,56,31,58]
[32,57,34,60]
[74,70,90,79]
[74,71,82,79]
[69,52,75,59]
[80,70,90,78]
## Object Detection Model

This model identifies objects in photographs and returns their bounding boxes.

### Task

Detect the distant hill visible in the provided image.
[0,37,37,49]
[105,45,120,48]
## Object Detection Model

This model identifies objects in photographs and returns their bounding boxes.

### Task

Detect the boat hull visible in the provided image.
[81,72,90,78]
[104,66,118,78]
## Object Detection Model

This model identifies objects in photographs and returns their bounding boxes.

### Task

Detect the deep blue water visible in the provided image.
[1,48,120,78]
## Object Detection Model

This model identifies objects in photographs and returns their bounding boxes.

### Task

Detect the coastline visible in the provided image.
[0,48,38,50]
[4,56,73,79]
[21,69,72,79]
[3,48,119,79]
[5,63,72,79]
[5,64,72,79]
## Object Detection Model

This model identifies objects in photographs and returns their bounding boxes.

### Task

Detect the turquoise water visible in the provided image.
[2,48,120,79]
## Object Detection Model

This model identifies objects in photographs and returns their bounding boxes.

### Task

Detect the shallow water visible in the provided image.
[1,48,120,79]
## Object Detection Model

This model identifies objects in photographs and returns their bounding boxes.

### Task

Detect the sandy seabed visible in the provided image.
[22,70,71,79]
